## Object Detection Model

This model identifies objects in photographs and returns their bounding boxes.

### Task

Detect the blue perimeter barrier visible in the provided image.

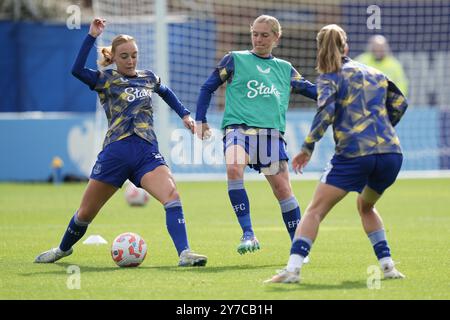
[0,108,448,181]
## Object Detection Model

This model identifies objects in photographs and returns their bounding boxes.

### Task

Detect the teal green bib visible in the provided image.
[222,51,292,132]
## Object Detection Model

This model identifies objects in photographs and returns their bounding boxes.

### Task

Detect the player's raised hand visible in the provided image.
[182,115,196,134]
[89,18,106,38]
[292,150,311,174]
[195,122,212,140]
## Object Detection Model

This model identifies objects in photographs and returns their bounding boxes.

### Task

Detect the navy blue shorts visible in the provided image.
[90,134,167,188]
[321,153,403,194]
[223,128,289,173]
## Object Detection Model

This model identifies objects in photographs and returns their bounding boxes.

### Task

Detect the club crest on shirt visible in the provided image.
[93,163,102,175]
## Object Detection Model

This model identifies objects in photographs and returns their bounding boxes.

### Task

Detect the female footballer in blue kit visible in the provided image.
[196,15,317,255]
[35,18,207,267]
[266,24,408,283]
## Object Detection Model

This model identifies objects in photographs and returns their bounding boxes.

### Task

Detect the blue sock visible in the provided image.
[228,179,253,235]
[368,229,391,260]
[279,196,301,241]
[59,211,89,252]
[165,200,189,256]
[290,237,312,257]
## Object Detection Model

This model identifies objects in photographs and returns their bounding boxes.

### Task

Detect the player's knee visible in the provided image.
[227,164,244,180]
[76,207,96,223]
[166,187,180,203]
[305,204,326,222]
[272,184,292,200]
[357,197,374,215]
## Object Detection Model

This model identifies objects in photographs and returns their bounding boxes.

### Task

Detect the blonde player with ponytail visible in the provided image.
[266,24,408,283]
[34,18,207,267]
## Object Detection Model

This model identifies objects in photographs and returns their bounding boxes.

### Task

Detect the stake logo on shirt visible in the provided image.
[246,80,281,99]
[125,87,153,102]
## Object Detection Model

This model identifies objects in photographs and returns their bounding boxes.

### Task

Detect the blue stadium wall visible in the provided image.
[1,7,449,181]
[0,109,448,181]
[0,20,215,113]
[0,22,98,112]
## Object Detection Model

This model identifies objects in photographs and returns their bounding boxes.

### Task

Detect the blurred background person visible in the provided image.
[354,35,409,96]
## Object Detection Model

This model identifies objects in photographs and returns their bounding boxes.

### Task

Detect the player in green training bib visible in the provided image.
[196,15,317,255]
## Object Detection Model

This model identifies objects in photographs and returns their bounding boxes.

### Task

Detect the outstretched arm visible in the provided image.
[195,70,224,123]
[292,102,335,174]
[195,53,233,123]
[291,68,318,100]
[156,84,190,119]
[195,53,233,139]
[301,101,336,155]
[292,75,337,173]
[155,84,195,133]
[71,18,105,89]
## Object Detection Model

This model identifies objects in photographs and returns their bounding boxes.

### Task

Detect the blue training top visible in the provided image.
[302,56,408,158]
[72,34,190,149]
[195,52,318,124]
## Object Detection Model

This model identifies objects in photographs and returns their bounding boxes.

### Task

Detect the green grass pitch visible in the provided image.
[0,178,449,299]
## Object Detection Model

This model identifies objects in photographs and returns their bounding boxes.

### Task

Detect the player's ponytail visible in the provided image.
[97,34,136,67]
[98,46,113,67]
[316,24,347,74]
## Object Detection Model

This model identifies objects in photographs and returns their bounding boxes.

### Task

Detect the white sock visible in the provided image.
[286,254,304,272]
[379,256,394,271]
